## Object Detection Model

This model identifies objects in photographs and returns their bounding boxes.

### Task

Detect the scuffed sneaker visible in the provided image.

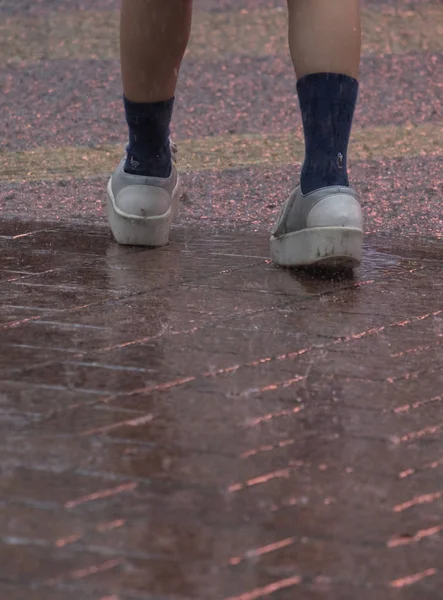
[270,185,364,268]
[107,141,181,247]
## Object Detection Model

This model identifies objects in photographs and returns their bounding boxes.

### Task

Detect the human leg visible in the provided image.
[289,0,361,194]
[288,0,361,80]
[121,0,192,177]
[270,0,363,268]
[107,0,192,246]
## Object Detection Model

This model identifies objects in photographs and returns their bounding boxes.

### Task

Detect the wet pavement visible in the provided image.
[1,0,443,599]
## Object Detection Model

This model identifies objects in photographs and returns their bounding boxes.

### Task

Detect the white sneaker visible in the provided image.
[107,142,181,247]
[270,185,364,268]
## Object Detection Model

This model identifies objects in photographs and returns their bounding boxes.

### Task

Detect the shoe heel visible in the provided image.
[270,226,363,268]
[107,178,181,247]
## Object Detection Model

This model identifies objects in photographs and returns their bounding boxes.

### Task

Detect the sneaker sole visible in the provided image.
[270,226,363,268]
[107,176,181,247]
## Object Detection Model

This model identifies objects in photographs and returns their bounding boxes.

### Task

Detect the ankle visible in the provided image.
[124,148,172,178]
[124,95,174,178]
[297,73,358,195]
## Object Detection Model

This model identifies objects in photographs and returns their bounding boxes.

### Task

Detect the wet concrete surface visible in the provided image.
[1,220,442,599]
[1,0,443,597]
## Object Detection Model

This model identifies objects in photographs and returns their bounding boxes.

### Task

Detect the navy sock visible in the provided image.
[124,96,174,178]
[297,73,359,195]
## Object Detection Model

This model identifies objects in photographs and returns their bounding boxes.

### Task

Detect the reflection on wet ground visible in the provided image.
[1,219,442,599]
